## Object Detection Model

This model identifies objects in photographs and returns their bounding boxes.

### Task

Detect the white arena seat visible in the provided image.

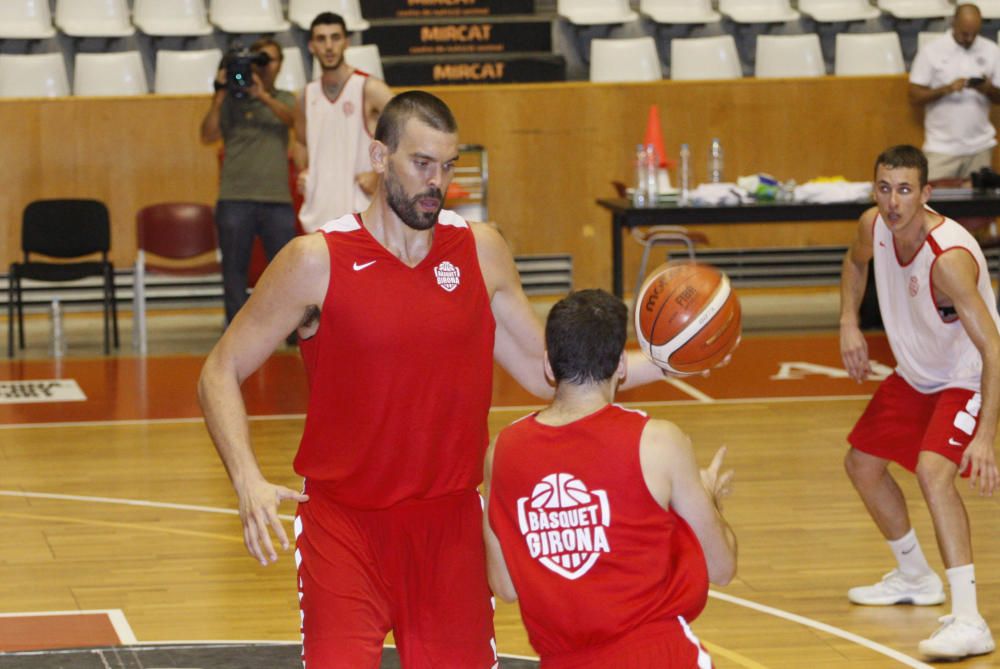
[755,34,826,78]
[639,0,721,25]
[670,35,743,80]
[589,37,661,83]
[916,30,948,54]
[834,32,905,75]
[74,51,149,96]
[718,0,800,24]
[276,46,307,92]
[977,1,1000,19]
[0,53,69,97]
[154,49,223,94]
[0,0,56,39]
[876,0,953,20]
[54,0,134,37]
[345,44,385,80]
[798,0,882,22]
[209,0,290,33]
[557,0,638,26]
[289,0,369,32]
[134,0,213,37]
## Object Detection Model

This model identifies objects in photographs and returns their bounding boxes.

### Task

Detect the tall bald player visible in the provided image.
[200,91,672,668]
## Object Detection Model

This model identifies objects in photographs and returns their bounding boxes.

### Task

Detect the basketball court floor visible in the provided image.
[1,296,998,668]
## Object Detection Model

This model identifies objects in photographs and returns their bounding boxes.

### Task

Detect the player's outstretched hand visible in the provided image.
[840,324,871,383]
[700,446,735,511]
[237,478,309,565]
[960,435,999,496]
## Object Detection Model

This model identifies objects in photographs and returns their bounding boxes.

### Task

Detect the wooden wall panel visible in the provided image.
[1,76,983,292]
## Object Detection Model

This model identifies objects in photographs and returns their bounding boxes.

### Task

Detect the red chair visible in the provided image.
[134,203,220,354]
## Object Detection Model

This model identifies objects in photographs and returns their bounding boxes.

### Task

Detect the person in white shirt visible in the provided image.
[910,4,1000,180]
[840,145,999,661]
[294,12,393,233]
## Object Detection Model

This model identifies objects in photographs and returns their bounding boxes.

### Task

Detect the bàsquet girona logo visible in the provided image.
[516,473,611,580]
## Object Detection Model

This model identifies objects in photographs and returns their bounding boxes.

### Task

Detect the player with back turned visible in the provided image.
[484,288,737,668]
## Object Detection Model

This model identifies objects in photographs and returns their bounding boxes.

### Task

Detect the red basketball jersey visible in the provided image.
[294,211,496,508]
[488,404,709,661]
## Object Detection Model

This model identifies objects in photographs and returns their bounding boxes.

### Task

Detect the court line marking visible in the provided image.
[0,609,137,645]
[664,377,715,403]
[0,394,875,430]
[708,591,933,669]
[2,489,926,666]
[0,511,246,543]
[701,640,768,669]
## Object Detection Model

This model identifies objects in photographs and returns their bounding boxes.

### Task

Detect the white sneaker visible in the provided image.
[918,615,996,660]
[847,569,946,606]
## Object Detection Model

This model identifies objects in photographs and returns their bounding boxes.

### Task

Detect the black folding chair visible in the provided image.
[7,199,119,357]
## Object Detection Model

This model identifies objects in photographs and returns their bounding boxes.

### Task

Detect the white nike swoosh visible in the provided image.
[948,438,963,446]
[353,260,376,271]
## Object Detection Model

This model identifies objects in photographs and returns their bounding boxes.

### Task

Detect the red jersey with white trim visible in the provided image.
[294,210,496,508]
[873,210,1000,393]
[488,404,709,660]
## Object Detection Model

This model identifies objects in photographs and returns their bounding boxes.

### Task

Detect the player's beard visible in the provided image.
[385,163,443,231]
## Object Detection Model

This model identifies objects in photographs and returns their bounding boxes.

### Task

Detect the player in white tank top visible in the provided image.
[298,73,373,233]
[839,145,998,661]
[873,210,1000,393]
[294,13,393,234]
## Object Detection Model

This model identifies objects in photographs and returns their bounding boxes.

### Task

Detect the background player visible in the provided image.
[484,288,737,668]
[295,11,393,233]
[840,144,998,660]
[199,92,671,667]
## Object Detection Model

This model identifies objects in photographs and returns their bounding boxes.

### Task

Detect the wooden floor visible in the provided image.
[1,306,999,668]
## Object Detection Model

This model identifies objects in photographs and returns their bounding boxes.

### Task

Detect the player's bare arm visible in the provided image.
[640,420,737,584]
[482,441,519,602]
[472,222,553,400]
[293,88,309,193]
[931,249,1000,495]
[840,209,877,383]
[198,235,329,564]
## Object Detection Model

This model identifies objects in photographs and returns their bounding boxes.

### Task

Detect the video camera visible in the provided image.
[222,46,271,99]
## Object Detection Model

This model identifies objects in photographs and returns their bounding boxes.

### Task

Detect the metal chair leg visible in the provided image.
[6,270,13,358]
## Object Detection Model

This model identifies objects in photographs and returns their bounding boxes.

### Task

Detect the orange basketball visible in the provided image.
[634,263,742,375]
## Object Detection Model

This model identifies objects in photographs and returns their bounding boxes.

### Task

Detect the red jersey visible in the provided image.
[488,404,709,662]
[294,211,495,508]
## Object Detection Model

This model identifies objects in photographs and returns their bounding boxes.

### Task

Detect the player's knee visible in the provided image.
[844,447,879,485]
[915,455,957,499]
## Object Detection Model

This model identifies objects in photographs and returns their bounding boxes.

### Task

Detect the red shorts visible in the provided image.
[849,372,981,475]
[294,486,497,669]
[540,617,713,669]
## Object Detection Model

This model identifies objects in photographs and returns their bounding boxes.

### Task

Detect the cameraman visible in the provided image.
[200,38,297,327]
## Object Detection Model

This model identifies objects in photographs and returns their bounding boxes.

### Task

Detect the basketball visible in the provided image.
[531,473,593,508]
[634,263,742,375]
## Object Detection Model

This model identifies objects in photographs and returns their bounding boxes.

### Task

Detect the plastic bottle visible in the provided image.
[632,143,649,208]
[709,137,724,183]
[679,143,691,205]
[644,143,658,205]
[50,298,66,358]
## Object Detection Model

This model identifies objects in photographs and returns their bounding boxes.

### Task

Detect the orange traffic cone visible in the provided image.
[644,104,675,169]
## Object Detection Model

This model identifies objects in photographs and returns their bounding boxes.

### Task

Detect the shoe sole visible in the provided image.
[918,642,996,660]
[848,593,946,606]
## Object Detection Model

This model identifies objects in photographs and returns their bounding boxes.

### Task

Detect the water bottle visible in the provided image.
[679,143,691,205]
[709,137,724,183]
[50,298,66,358]
[632,143,649,208]
[644,143,658,205]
